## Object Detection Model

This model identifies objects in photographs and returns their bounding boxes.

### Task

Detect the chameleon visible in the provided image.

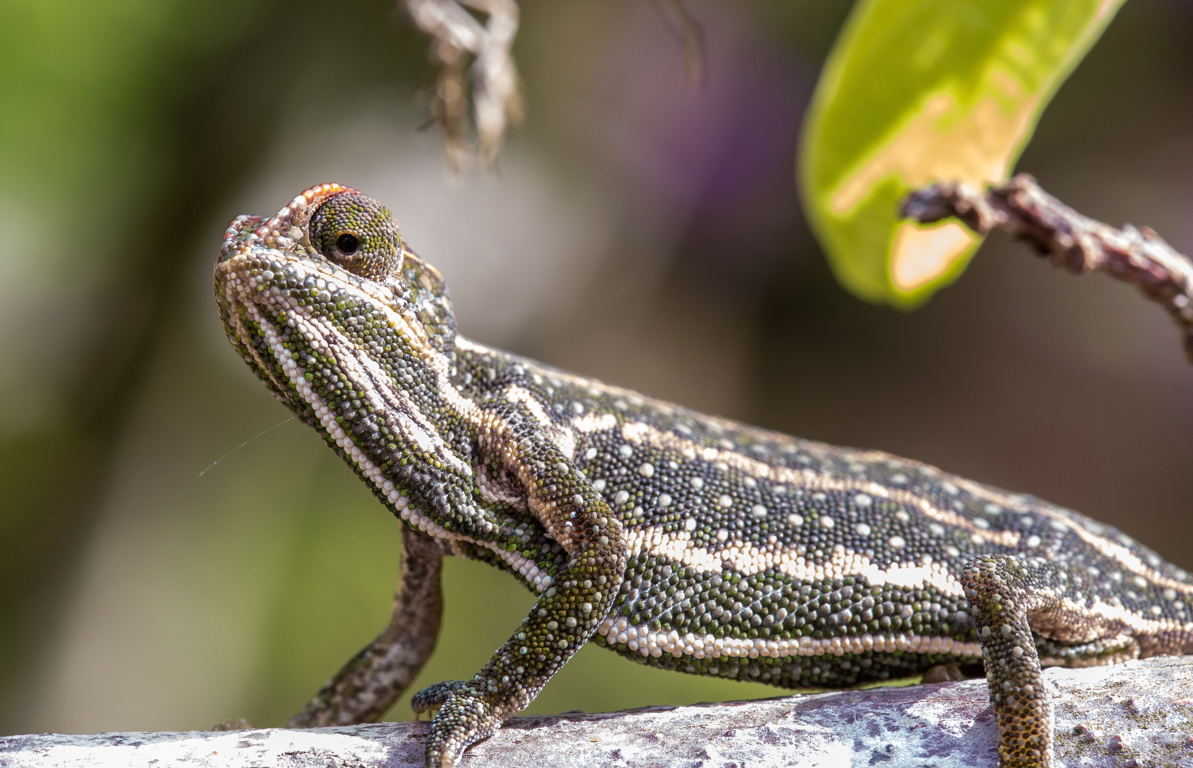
[214,182,1193,768]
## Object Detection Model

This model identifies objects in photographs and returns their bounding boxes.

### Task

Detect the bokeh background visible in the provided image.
[3,0,1193,735]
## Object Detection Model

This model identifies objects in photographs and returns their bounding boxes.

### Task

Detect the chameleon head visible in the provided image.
[214,184,476,513]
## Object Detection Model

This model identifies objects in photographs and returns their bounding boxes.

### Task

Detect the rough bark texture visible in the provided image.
[4,655,1193,767]
[901,173,1193,361]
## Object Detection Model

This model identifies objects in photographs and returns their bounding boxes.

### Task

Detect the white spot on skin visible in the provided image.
[584,447,598,460]
[639,462,655,478]
[572,413,618,433]
[819,516,835,530]
[658,494,672,507]
[684,518,697,532]
[1026,535,1041,548]
[788,513,804,527]
[855,523,871,536]
[613,490,629,505]
[716,529,729,542]
[888,535,906,549]
[751,504,768,519]
[690,477,704,490]
[592,479,606,492]
[618,444,633,458]
[854,494,872,507]
[718,495,733,508]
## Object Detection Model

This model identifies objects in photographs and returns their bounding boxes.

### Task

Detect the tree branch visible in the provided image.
[5,656,1193,766]
[901,173,1193,361]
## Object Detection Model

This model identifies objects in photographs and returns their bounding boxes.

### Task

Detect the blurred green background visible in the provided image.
[2,0,1193,735]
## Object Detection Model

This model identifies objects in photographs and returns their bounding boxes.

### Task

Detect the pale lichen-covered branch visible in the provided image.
[5,656,1193,767]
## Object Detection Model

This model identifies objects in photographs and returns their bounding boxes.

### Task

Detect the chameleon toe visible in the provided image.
[412,680,471,715]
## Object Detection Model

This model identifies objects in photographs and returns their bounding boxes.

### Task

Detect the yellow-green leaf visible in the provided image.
[799,0,1124,307]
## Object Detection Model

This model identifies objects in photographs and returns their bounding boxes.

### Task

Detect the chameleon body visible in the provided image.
[214,183,1193,768]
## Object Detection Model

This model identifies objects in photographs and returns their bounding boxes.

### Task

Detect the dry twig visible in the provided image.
[901,173,1193,360]
[654,0,708,89]
[402,0,524,167]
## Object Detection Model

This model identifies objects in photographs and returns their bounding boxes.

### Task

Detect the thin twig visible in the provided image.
[654,0,708,90]
[901,173,1193,360]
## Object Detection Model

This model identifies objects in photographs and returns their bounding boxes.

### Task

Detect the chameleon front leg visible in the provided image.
[412,398,627,768]
[962,554,1129,768]
[289,526,445,727]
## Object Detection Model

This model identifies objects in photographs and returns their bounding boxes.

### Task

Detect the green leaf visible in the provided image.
[799,0,1124,308]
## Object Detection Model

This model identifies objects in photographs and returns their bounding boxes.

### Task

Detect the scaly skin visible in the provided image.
[214,183,1193,767]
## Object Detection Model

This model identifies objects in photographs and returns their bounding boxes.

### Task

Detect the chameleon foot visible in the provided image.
[920,662,969,683]
[211,718,254,731]
[413,680,500,768]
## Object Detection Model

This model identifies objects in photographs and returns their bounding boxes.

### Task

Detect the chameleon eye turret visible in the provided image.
[216,184,1193,768]
[308,191,404,283]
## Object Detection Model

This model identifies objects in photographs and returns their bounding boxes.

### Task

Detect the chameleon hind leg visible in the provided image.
[288,526,445,727]
[963,555,1059,768]
[962,554,1136,768]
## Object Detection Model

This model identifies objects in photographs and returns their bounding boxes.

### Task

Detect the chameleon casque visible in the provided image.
[214,182,1193,768]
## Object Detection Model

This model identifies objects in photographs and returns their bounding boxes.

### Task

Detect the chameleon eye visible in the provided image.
[336,233,360,255]
[308,192,403,282]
